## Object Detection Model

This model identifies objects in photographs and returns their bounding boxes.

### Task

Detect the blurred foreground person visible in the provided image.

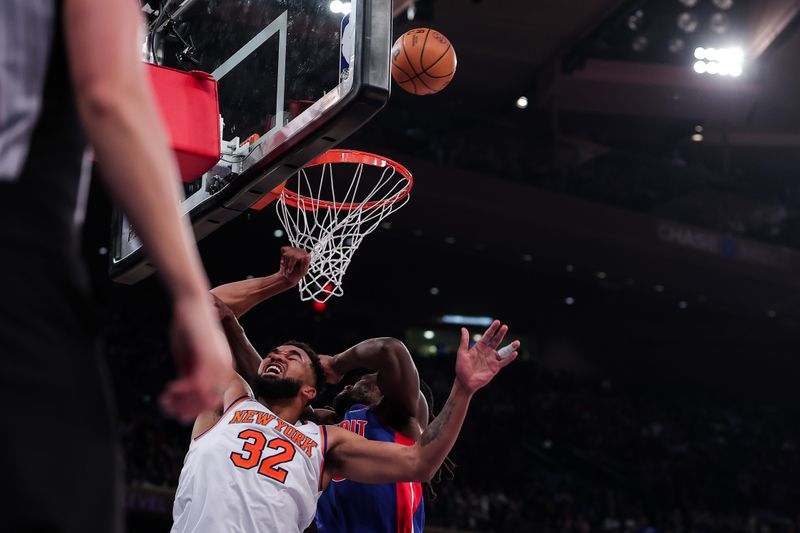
[0,0,233,530]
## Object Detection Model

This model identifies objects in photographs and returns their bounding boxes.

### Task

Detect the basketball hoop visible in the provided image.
[276,149,413,302]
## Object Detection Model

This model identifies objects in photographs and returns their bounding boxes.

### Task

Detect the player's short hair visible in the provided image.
[282,340,325,392]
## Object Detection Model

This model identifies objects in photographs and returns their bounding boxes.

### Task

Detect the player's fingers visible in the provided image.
[488,324,508,349]
[286,254,298,274]
[499,349,519,368]
[497,339,519,359]
[479,320,500,345]
[459,327,469,351]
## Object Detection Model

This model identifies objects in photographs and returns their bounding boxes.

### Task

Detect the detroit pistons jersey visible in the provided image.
[316,405,424,533]
[172,396,328,533]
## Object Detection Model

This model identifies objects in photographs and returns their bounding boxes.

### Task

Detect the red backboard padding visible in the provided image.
[146,64,220,183]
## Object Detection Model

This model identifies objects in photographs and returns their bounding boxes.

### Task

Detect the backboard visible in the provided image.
[110,0,392,283]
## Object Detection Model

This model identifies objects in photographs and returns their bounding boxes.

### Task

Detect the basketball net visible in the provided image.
[276,150,413,303]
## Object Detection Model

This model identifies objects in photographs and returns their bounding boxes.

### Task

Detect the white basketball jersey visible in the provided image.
[172,396,327,533]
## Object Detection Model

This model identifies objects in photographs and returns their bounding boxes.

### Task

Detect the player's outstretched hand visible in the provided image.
[279,246,312,286]
[318,355,344,385]
[161,294,235,423]
[455,320,519,394]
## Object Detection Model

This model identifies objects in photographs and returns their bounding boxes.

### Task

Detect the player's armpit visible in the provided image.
[324,426,427,484]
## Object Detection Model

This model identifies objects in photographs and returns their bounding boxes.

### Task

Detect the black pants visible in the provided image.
[0,254,123,533]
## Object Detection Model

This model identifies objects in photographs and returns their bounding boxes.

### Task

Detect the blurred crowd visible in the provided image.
[105,316,800,533]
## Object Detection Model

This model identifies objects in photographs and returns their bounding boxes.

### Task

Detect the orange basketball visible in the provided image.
[391,28,457,96]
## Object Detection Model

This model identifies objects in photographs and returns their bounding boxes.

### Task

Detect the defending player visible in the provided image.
[314,339,433,533]
[172,319,519,532]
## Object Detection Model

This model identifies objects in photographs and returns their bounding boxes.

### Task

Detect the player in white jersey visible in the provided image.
[172,313,520,533]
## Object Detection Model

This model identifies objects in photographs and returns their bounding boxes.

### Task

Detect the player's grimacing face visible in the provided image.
[259,345,314,387]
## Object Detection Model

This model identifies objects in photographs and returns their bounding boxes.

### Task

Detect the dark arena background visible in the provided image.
[78,0,800,531]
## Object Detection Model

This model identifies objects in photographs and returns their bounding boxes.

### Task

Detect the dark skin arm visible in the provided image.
[211,295,262,380]
[320,338,428,431]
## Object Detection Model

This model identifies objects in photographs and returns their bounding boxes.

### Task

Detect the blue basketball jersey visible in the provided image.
[316,405,425,533]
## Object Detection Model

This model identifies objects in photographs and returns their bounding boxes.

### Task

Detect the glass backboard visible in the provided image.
[111,0,392,283]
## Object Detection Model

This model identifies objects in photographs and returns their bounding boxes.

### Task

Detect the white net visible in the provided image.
[275,151,412,302]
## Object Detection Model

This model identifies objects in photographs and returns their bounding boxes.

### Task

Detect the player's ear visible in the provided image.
[303,385,317,404]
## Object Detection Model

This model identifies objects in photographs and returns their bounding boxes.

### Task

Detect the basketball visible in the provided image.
[391,28,457,95]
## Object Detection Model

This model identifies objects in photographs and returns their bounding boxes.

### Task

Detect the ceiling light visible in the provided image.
[429,287,440,295]
[565,297,575,305]
[713,0,733,10]
[694,125,703,133]
[273,229,284,238]
[679,0,699,6]
[596,271,607,279]
[440,315,494,327]
[677,12,700,33]
[693,61,707,73]
[694,47,706,59]
[330,1,352,14]
[706,61,720,74]
[516,96,528,109]
[631,35,649,52]
[627,10,644,31]
[668,37,686,54]
[423,330,435,340]
[678,301,688,309]
[710,12,730,34]
[566,264,575,272]
[767,310,777,318]
[692,133,704,142]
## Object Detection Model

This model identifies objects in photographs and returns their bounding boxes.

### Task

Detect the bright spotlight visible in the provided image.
[341,2,352,14]
[693,46,744,77]
[423,330,435,340]
[329,0,343,13]
[694,46,706,59]
[516,96,529,109]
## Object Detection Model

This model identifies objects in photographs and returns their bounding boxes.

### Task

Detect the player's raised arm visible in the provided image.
[212,295,262,380]
[324,321,519,484]
[211,247,311,318]
[320,337,423,421]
